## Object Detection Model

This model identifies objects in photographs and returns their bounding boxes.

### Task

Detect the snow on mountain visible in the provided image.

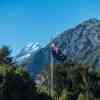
[23,42,41,53]
[24,42,41,52]
[16,42,41,63]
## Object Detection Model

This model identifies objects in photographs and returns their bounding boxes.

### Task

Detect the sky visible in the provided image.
[0,0,100,55]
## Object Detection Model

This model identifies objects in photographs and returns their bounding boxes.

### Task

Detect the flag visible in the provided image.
[51,43,67,61]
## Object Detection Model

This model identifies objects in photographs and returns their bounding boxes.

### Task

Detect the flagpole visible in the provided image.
[50,46,54,98]
[50,37,54,98]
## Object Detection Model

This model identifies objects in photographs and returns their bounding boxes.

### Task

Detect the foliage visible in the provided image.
[0,46,13,65]
[44,60,100,100]
[0,46,52,100]
[1,45,100,100]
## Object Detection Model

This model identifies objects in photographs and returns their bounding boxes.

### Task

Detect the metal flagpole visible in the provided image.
[50,45,54,98]
[50,37,54,98]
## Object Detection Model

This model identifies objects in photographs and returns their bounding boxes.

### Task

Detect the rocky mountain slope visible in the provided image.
[16,18,100,77]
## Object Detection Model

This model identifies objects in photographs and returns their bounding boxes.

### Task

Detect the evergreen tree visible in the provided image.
[0,46,13,65]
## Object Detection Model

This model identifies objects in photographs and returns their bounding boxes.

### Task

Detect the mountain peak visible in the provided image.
[81,18,100,26]
[16,42,41,62]
[24,42,41,51]
[86,18,100,22]
[26,42,41,51]
[26,42,34,48]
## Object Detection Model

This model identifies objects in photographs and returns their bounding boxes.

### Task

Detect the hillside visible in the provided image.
[16,18,100,76]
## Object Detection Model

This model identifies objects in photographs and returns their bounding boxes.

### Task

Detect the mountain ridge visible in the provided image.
[16,18,100,77]
[16,42,42,64]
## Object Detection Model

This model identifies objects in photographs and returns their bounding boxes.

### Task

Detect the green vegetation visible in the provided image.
[40,60,100,100]
[0,46,52,100]
[0,45,100,100]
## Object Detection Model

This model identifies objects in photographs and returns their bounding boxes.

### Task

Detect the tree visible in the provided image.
[0,46,52,100]
[0,64,52,100]
[0,46,13,65]
[46,60,100,100]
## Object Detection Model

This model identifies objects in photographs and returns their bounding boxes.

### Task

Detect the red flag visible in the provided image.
[51,43,67,61]
[51,43,60,54]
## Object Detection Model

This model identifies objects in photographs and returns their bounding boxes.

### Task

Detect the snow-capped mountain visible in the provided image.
[24,42,41,53]
[16,18,100,77]
[16,42,41,64]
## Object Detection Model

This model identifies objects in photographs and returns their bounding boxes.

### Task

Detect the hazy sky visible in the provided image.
[0,0,100,55]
